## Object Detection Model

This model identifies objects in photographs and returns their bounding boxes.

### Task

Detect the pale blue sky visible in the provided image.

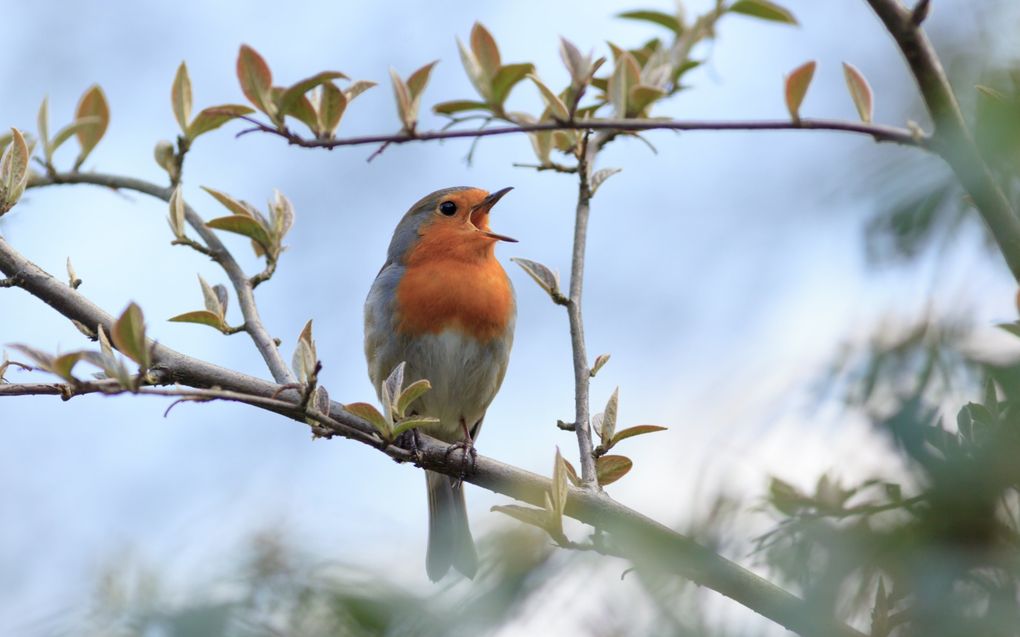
[1,1,1017,634]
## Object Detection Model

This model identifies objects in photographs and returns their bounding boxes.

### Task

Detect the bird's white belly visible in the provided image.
[405,328,502,442]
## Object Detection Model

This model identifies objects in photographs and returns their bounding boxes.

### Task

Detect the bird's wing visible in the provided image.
[364,262,407,396]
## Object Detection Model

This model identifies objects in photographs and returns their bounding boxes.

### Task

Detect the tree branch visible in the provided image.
[240,115,927,151]
[864,0,1020,282]
[567,134,598,487]
[26,172,296,384]
[0,219,863,637]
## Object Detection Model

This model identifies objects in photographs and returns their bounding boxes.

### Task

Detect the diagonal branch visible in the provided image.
[26,172,296,384]
[0,216,863,637]
[864,0,1020,282]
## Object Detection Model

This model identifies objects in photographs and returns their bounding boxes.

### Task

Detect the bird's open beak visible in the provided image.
[470,187,517,243]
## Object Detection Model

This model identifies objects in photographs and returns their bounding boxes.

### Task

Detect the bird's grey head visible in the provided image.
[385,186,487,264]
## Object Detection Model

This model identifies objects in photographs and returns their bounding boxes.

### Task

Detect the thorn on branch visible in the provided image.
[910,0,931,25]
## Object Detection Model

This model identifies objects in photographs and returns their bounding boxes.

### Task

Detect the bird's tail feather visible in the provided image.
[425,470,478,581]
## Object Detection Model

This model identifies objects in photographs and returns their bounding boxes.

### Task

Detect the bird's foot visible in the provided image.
[394,427,424,466]
[444,438,477,486]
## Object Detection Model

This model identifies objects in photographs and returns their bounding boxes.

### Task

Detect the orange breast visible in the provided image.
[395,243,513,343]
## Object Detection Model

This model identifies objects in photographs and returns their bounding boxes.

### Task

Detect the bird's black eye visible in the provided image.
[439,201,457,216]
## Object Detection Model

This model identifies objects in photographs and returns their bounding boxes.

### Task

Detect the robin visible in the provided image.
[364,186,516,581]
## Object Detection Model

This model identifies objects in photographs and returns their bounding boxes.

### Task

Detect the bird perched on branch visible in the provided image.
[364,186,516,581]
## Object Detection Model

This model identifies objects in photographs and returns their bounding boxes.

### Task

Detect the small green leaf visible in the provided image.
[384,362,406,417]
[269,189,295,241]
[74,85,110,167]
[729,0,798,25]
[406,60,439,98]
[551,448,569,515]
[610,425,667,447]
[528,130,553,165]
[187,104,254,139]
[628,85,665,117]
[561,457,582,487]
[81,350,134,389]
[212,284,229,314]
[283,93,319,134]
[590,353,610,377]
[37,97,50,163]
[168,186,186,239]
[206,215,273,253]
[197,275,223,318]
[66,257,81,289]
[8,344,55,372]
[345,402,391,438]
[97,324,114,358]
[392,415,440,437]
[111,302,149,369]
[607,52,641,118]
[596,455,632,486]
[292,319,317,383]
[432,100,491,115]
[617,10,682,34]
[843,62,874,123]
[491,63,534,106]
[396,378,431,418]
[48,116,103,158]
[601,387,619,445]
[528,75,569,121]
[0,128,30,213]
[201,186,256,218]
[389,68,415,131]
[510,257,563,302]
[172,61,193,133]
[168,310,226,331]
[344,80,377,101]
[491,504,552,530]
[785,60,816,121]
[278,71,348,121]
[236,44,275,118]
[590,168,621,195]
[457,38,490,101]
[469,22,501,80]
[316,81,348,138]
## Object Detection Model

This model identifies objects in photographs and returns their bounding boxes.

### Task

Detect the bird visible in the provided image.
[364,186,516,581]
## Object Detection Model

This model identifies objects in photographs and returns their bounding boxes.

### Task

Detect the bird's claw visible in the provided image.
[444,439,477,486]
[394,427,424,465]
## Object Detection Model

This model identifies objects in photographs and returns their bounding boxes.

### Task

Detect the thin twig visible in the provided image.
[566,133,598,488]
[241,116,927,151]
[26,172,296,384]
[0,229,863,637]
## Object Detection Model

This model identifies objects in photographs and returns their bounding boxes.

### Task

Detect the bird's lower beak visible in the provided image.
[471,187,517,243]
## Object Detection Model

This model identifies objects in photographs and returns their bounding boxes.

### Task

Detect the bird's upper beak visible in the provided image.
[470,187,517,243]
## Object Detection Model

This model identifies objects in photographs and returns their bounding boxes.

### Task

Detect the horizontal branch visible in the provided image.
[0,225,862,637]
[243,115,927,151]
[26,172,296,384]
